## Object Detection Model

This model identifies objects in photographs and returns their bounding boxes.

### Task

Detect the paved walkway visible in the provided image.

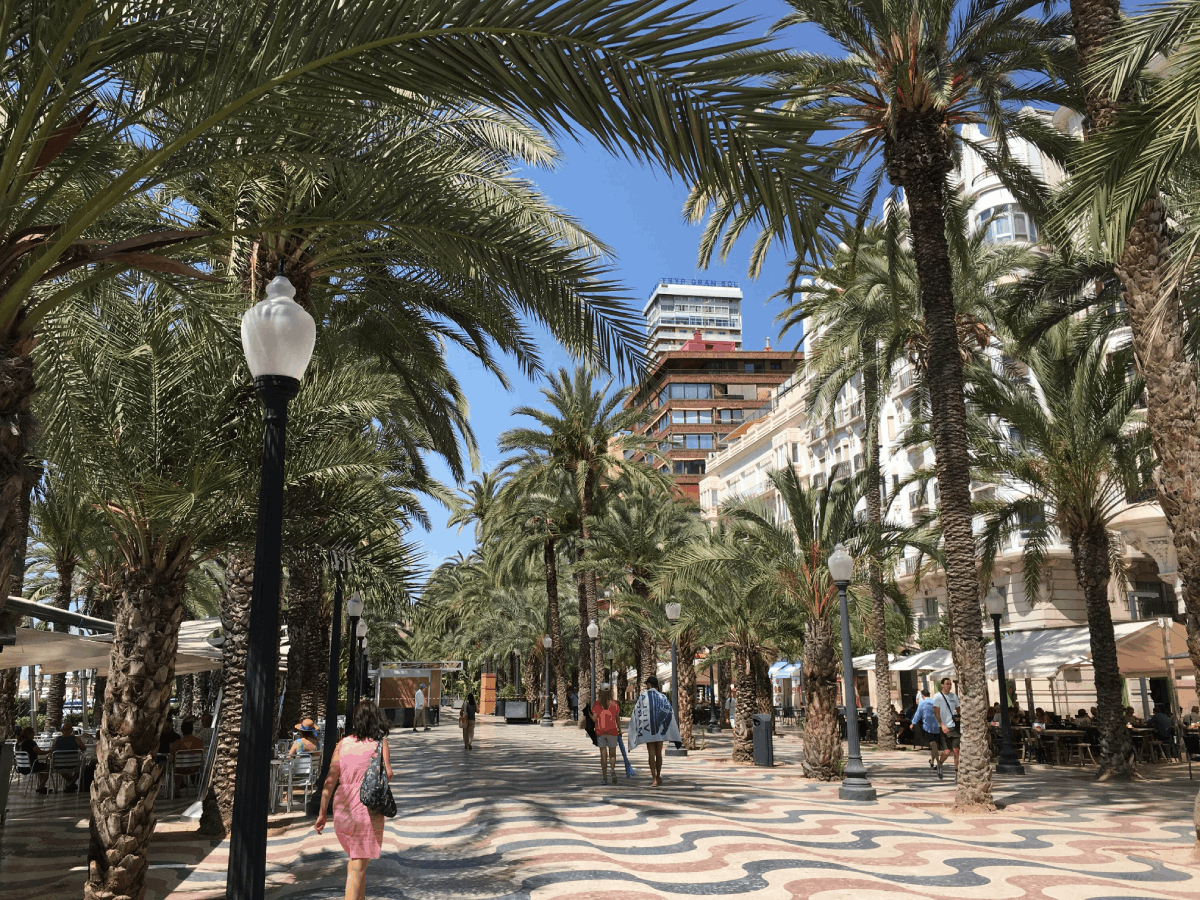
[3,719,1199,898]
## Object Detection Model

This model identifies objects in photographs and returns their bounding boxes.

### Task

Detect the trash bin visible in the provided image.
[752,713,774,767]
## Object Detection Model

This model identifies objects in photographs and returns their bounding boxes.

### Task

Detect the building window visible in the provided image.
[677,433,714,450]
[671,409,713,424]
[672,460,706,475]
[718,408,745,424]
[744,360,765,373]
[791,442,800,463]
[669,383,714,400]
[770,361,783,370]
[710,489,719,507]
[977,203,1037,244]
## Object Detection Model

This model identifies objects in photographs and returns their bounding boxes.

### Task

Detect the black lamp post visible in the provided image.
[228,262,316,900]
[665,601,681,714]
[587,619,599,706]
[344,592,363,733]
[307,570,347,816]
[541,634,554,727]
[828,543,876,802]
[707,648,720,733]
[606,649,615,686]
[986,586,1024,775]
[359,637,370,701]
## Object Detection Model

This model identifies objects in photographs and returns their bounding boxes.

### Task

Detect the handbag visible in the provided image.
[358,740,397,818]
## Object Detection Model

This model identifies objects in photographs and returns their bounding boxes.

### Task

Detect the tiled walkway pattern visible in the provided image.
[2,719,1198,899]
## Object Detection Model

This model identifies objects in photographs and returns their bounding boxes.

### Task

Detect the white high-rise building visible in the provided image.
[643,278,742,356]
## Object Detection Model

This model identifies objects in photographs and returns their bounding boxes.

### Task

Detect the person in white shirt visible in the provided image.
[413,684,428,732]
[929,677,961,776]
[725,689,736,728]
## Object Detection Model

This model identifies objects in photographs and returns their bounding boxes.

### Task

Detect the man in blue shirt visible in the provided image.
[913,690,936,771]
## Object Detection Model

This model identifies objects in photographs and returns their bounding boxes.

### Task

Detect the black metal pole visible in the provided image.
[992,614,1025,775]
[307,569,343,815]
[707,651,720,733]
[227,375,298,900]
[836,582,876,802]
[541,647,553,726]
[670,638,679,714]
[345,615,358,733]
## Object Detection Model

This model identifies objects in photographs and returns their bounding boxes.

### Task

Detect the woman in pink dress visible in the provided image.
[315,700,393,900]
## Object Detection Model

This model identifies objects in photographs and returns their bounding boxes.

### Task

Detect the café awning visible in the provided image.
[1,618,223,675]
[925,620,1189,680]
[890,648,952,673]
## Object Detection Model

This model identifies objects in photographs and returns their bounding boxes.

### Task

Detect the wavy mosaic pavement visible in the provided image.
[3,720,1197,899]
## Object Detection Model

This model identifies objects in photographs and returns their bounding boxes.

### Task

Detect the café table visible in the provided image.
[1037,729,1090,766]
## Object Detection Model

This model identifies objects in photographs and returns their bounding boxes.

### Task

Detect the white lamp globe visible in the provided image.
[356,619,368,639]
[240,271,316,381]
[587,620,599,640]
[985,586,1006,618]
[827,543,854,584]
[346,591,364,618]
[664,601,681,622]
[543,634,553,649]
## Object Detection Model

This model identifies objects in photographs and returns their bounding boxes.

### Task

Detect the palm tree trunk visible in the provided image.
[1070,527,1136,778]
[86,564,188,900]
[732,644,756,763]
[194,670,210,717]
[280,559,321,735]
[523,643,541,704]
[199,553,254,837]
[802,615,841,780]
[889,122,992,810]
[679,627,696,749]
[298,563,326,720]
[574,569,592,711]
[178,674,194,721]
[45,556,76,732]
[864,364,896,750]
[543,538,569,719]
[718,657,732,725]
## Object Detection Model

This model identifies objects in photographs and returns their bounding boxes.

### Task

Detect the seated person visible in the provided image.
[287,720,319,757]
[158,714,181,761]
[194,712,214,748]
[1149,706,1176,745]
[1183,705,1200,728]
[16,726,50,794]
[1009,701,1025,726]
[49,723,86,793]
[1032,709,1047,731]
[1125,706,1142,727]
[1074,708,1092,725]
[169,720,206,792]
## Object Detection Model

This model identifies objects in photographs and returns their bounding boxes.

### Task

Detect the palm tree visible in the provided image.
[498,367,656,708]
[971,319,1152,778]
[587,481,704,746]
[691,0,1073,809]
[494,464,582,720]
[27,469,97,731]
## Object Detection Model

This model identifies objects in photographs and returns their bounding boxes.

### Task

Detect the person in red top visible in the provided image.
[591,683,621,785]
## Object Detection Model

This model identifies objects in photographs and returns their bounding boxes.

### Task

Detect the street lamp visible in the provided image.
[228,262,316,900]
[587,619,599,706]
[308,564,347,815]
[355,619,368,707]
[359,637,370,701]
[707,648,720,733]
[541,634,554,727]
[664,602,681,714]
[606,649,615,684]
[828,543,876,802]
[986,586,1024,775]
[345,591,363,732]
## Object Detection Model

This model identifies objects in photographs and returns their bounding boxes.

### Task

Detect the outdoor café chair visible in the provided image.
[170,750,205,799]
[47,749,81,793]
[13,751,38,796]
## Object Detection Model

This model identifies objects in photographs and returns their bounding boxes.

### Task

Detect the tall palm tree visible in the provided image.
[971,320,1153,778]
[494,464,582,721]
[498,367,655,707]
[691,0,1073,809]
[587,481,703,746]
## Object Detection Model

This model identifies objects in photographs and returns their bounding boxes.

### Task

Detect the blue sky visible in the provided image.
[413,1,836,570]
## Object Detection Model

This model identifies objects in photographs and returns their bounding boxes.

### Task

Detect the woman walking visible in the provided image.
[628,675,680,787]
[460,693,477,749]
[315,700,393,900]
[591,683,621,784]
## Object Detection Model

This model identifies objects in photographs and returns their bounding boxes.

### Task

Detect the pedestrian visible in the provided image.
[725,687,736,728]
[591,683,621,784]
[413,683,427,732]
[460,693,477,749]
[628,675,680,787]
[315,699,393,900]
[912,690,934,766]
[924,677,960,779]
